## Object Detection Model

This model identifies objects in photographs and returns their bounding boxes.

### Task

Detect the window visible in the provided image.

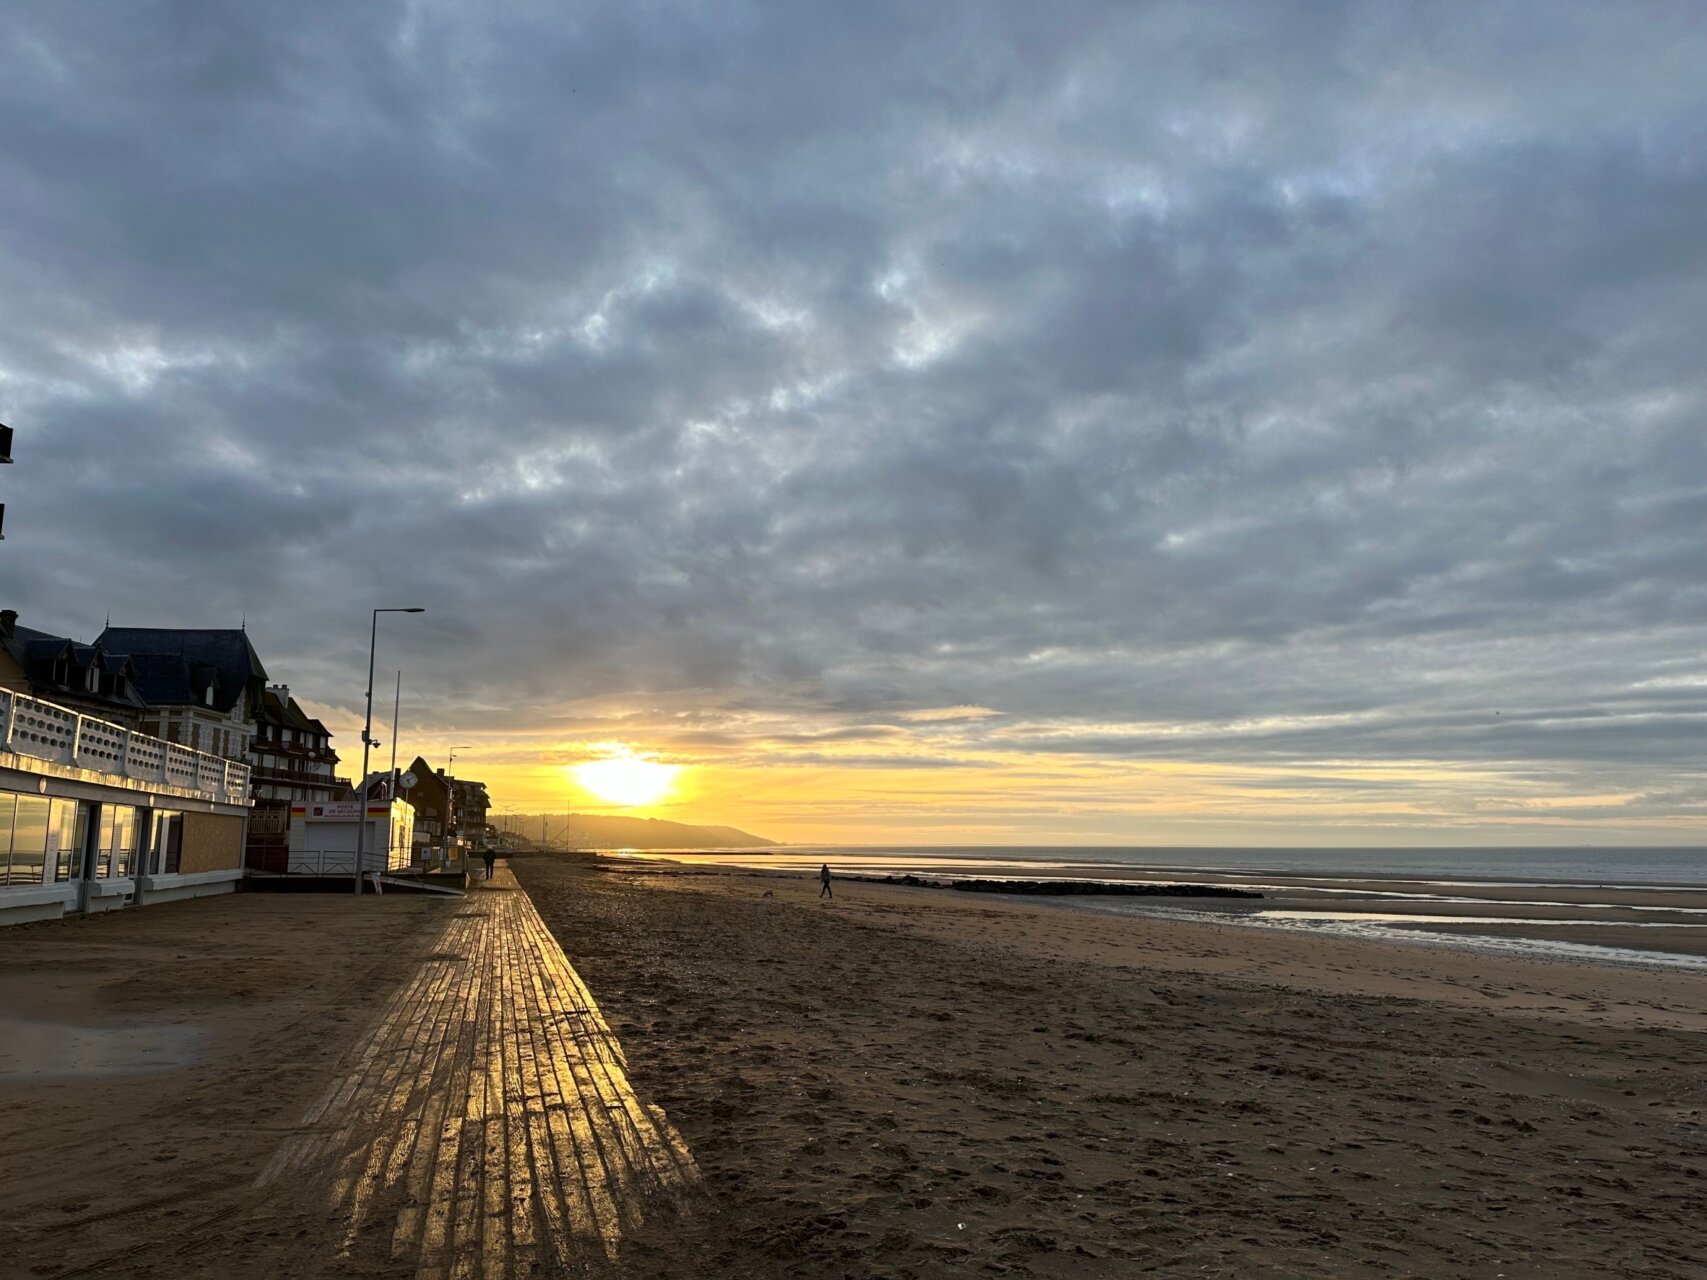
[91,808,113,878]
[115,807,138,878]
[8,796,50,887]
[94,805,140,879]
[148,811,183,875]
[52,798,86,882]
[0,794,12,884]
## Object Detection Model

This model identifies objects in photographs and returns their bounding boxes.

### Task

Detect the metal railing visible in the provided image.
[0,687,251,806]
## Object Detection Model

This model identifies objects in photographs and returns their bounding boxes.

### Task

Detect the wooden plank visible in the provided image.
[257,865,697,1277]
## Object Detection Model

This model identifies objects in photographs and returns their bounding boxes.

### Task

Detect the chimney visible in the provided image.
[268,681,290,705]
[0,610,16,639]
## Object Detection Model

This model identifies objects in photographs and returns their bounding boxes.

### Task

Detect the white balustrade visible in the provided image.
[0,687,251,806]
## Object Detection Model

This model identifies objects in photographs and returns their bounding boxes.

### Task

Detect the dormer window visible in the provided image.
[204,685,215,706]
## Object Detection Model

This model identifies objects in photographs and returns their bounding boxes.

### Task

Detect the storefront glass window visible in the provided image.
[8,796,50,887]
[149,811,183,875]
[52,798,86,882]
[108,806,139,878]
[0,793,14,885]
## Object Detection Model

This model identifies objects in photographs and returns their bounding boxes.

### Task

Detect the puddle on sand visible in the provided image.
[0,1016,204,1080]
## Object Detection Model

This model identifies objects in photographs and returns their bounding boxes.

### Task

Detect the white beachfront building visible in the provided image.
[0,685,252,925]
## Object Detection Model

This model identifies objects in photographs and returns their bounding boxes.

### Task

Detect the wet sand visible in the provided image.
[0,892,448,1278]
[514,854,1707,1279]
[613,850,1707,961]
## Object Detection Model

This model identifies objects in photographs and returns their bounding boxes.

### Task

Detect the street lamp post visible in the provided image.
[354,607,424,893]
[445,746,473,871]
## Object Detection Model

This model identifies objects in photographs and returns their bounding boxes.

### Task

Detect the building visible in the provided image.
[0,684,252,925]
[245,684,350,873]
[285,791,415,878]
[97,626,269,761]
[447,776,491,853]
[0,610,150,724]
[83,627,348,873]
[396,756,452,866]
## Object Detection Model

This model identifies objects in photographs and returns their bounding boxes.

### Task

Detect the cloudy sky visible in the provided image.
[3,2,1703,845]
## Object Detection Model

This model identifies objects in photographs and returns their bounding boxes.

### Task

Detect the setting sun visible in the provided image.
[571,753,680,807]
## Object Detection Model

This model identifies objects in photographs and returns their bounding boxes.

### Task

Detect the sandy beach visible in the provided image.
[0,892,450,1279]
[2,859,1703,1278]
[514,854,1707,1279]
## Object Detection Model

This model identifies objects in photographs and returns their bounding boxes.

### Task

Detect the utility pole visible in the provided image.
[353,608,424,893]
[388,670,401,791]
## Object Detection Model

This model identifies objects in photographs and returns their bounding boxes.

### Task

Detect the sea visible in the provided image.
[610,844,1707,971]
[677,844,1707,888]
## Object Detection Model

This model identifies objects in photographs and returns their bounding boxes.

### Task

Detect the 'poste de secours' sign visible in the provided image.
[307,801,369,821]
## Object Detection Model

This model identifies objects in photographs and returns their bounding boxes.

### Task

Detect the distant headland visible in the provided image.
[505,814,778,850]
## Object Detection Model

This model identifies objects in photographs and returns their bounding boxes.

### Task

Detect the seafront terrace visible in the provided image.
[1,687,254,923]
[0,863,696,1277]
[0,685,251,805]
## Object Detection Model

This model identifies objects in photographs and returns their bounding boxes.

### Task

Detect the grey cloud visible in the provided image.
[3,1,1704,838]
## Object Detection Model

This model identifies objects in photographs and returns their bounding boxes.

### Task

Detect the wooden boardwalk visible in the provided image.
[257,864,697,1277]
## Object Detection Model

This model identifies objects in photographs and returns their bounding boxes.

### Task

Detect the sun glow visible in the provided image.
[571,753,680,807]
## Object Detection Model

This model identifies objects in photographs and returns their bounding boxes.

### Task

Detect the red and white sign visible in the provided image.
[307,802,365,821]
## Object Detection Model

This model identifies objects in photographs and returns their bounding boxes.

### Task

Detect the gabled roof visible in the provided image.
[2,619,149,714]
[256,686,319,733]
[96,627,267,714]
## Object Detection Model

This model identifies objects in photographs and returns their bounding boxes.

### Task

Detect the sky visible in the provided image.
[2,2,1703,846]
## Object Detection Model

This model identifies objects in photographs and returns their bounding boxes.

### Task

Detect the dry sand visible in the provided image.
[512,855,1707,1279]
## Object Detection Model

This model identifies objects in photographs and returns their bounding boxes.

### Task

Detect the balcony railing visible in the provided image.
[250,760,350,788]
[0,687,251,806]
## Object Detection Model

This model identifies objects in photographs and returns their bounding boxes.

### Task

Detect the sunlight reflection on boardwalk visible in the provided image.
[257,865,697,1277]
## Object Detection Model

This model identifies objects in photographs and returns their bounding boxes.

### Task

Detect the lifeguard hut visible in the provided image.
[286,795,414,876]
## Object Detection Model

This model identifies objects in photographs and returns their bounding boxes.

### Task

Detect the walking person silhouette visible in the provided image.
[818,862,833,899]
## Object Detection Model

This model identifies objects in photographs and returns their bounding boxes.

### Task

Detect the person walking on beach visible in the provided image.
[819,862,833,899]
[482,848,496,880]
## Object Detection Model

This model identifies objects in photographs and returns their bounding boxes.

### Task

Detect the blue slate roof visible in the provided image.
[95,627,268,714]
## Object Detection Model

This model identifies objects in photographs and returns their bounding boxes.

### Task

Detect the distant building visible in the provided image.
[249,684,346,804]
[447,776,491,853]
[245,684,351,873]
[397,756,453,866]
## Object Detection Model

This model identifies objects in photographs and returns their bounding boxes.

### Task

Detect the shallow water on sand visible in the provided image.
[610,844,1707,970]
[0,1016,203,1080]
[620,843,1707,886]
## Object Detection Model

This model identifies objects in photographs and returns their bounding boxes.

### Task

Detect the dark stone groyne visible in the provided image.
[869,873,1262,899]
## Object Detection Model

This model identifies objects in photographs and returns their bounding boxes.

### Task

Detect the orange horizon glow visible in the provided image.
[296,702,1698,849]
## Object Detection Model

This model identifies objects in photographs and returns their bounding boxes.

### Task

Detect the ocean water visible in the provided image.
[704,845,1707,888]
[612,843,1707,969]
